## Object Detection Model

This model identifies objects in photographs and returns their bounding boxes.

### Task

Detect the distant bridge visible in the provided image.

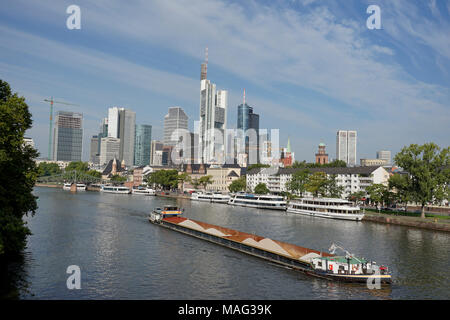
[37,170,107,184]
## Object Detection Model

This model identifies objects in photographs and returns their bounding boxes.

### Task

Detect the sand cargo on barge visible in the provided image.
[149,209,391,284]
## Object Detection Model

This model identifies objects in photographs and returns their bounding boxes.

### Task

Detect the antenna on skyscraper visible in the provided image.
[243,88,246,105]
[200,47,208,80]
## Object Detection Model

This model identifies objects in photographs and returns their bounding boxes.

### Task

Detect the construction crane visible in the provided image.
[43,97,79,160]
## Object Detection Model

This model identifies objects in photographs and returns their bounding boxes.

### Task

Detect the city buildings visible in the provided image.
[198,51,228,164]
[246,165,389,198]
[150,140,164,166]
[118,108,136,167]
[237,89,259,165]
[134,124,152,166]
[52,111,83,161]
[336,130,357,166]
[106,106,136,167]
[315,142,329,164]
[360,158,388,166]
[99,137,120,166]
[163,107,188,147]
[377,150,392,165]
[89,135,99,164]
[280,138,294,167]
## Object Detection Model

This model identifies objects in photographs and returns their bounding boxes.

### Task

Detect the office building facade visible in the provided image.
[377,150,391,165]
[52,111,83,161]
[237,92,259,165]
[134,124,152,166]
[163,107,188,147]
[336,130,357,166]
[99,137,120,166]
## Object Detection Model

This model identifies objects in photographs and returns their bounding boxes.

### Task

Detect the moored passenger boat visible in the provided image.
[62,183,86,191]
[228,193,286,210]
[287,197,364,221]
[100,185,131,194]
[191,191,214,202]
[132,186,155,195]
[211,192,231,203]
[148,214,391,284]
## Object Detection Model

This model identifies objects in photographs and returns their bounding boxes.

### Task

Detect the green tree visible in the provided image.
[86,170,102,179]
[110,174,126,184]
[394,143,450,218]
[324,174,344,198]
[286,169,310,196]
[347,191,366,204]
[228,176,246,193]
[388,173,410,208]
[65,161,89,173]
[254,183,269,194]
[0,80,39,256]
[177,172,190,193]
[146,170,179,190]
[37,162,61,176]
[305,171,328,197]
[198,175,213,190]
[366,183,388,210]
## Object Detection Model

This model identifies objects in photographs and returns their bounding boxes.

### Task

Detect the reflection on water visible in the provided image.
[6,187,450,299]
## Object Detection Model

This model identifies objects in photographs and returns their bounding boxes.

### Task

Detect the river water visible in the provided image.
[12,187,450,299]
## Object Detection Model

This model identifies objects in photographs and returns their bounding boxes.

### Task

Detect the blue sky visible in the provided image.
[1,0,449,162]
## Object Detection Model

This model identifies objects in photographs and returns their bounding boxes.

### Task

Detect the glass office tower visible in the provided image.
[134,124,152,166]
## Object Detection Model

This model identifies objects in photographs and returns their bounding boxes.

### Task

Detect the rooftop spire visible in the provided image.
[200,47,208,80]
[287,137,291,153]
[243,88,246,105]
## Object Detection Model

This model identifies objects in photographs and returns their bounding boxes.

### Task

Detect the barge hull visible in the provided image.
[159,219,316,276]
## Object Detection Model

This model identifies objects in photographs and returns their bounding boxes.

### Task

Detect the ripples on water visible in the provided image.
[15,187,450,299]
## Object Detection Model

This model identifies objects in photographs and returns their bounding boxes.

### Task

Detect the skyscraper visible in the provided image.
[107,107,136,167]
[90,135,99,164]
[118,108,136,167]
[336,130,357,166]
[52,111,83,161]
[108,107,120,138]
[163,107,188,146]
[134,124,152,166]
[237,89,259,165]
[198,50,228,164]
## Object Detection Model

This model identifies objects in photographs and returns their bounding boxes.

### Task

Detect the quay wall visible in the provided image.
[363,213,450,232]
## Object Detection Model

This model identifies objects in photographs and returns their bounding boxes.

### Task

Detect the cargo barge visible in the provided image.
[149,208,391,284]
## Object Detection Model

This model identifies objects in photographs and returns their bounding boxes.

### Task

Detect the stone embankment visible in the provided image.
[363,212,450,232]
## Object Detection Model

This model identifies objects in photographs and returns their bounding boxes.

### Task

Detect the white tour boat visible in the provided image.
[228,193,287,210]
[191,191,214,202]
[287,197,364,221]
[100,185,131,194]
[132,186,155,195]
[211,192,231,203]
[63,183,86,191]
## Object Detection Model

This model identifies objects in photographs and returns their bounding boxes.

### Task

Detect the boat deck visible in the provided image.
[162,216,333,262]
